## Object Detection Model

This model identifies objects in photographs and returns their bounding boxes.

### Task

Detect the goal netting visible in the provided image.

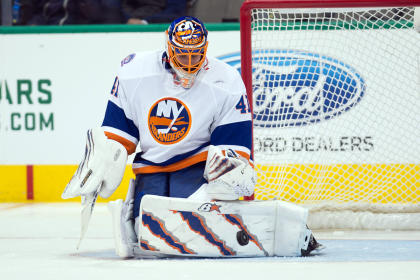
[240,0,420,229]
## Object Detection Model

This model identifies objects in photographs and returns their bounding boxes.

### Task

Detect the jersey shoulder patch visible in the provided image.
[118,51,163,79]
[121,54,136,67]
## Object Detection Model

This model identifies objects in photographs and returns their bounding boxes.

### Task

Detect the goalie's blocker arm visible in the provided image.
[62,127,128,199]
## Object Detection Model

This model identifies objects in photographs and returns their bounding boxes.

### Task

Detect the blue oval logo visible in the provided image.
[218,50,366,127]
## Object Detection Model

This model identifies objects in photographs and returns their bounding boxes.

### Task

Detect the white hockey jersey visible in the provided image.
[102,50,252,174]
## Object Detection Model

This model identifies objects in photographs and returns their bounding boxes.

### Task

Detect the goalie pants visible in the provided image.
[133,161,207,218]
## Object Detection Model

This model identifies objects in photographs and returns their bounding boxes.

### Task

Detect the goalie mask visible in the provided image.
[166,16,208,88]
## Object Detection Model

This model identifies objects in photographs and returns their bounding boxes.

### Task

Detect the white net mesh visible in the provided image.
[248,5,420,222]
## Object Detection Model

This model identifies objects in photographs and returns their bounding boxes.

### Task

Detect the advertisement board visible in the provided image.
[0,25,418,202]
[0,30,240,165]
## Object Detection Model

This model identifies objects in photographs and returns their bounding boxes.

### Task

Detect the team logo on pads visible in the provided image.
[198,202,221,213]
[148,97,191,145]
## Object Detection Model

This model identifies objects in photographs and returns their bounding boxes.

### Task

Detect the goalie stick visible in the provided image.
[77,183,102,249]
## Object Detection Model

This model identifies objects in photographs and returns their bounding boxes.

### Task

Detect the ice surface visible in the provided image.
[1,203,419,280]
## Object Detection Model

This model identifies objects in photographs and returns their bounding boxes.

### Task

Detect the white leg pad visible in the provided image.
[274,201,311,256]
[138,195,310,257]
[187,183,213,201]
[108,179,137,258]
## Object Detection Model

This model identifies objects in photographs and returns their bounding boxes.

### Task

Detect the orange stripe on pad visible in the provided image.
[104,131,137,155]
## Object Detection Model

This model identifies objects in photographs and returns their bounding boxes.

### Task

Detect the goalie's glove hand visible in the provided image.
[204,145,255,200]
[205,148,245,181]
[62,127,128,199]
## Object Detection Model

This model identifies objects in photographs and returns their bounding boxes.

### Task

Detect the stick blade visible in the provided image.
[76,191,99,250]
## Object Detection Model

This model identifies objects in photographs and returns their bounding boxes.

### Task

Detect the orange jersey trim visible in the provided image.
[133,149,252,174]
[133,151,208,174]
[104,131,137,155]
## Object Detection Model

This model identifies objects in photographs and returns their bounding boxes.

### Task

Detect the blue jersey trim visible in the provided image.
[102,100,139,140]
[210,121,252,150]
[134,141,210,166]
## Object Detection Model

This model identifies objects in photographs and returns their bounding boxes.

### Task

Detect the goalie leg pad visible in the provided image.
[109,179,138,258]
[274,201,311,256]
[138,195,310,257]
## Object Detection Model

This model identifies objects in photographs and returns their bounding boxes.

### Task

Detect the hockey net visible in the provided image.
[240,0,420,229]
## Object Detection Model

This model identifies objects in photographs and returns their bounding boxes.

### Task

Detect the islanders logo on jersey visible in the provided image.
[148,97,192,145]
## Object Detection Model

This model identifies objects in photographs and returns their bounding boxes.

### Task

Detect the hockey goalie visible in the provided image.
[62,16,322,258]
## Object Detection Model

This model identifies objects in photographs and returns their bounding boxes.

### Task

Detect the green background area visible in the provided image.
[0,23,240,34]
[0,19,413,34]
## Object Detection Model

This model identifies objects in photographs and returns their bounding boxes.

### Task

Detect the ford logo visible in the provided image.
[218,50,366,127]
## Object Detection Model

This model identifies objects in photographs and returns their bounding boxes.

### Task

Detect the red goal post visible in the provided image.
[240,0,420,229]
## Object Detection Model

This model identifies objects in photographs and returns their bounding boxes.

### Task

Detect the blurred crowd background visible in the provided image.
[0,0,244,26]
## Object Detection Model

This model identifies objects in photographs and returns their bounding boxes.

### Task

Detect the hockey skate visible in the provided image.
[301,233,324,256]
